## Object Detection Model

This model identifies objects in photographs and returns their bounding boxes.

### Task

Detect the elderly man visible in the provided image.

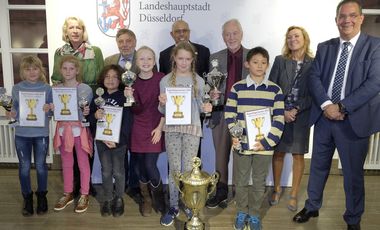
[293,1,380,229]
[159,19,210,77]
[206,19,250,209]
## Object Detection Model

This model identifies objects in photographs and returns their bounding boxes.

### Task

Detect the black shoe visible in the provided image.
[35,191,48,215]
[347,224,361,230]
[101,200,112,217]
[206,194,228,209]
[126,187,143,204]
[293,208,319,223]
[22,192,34,217]
[112,197,124,217]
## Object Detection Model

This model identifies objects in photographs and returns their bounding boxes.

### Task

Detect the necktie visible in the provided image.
[331,42,350,103]
[225,54,236,102]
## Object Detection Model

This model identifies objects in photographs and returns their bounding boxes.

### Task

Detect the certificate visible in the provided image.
[52,87,79,121]
[95,106,123,143]
[19,91,46,127]
[165,87,192,125]
[244,108,271,150]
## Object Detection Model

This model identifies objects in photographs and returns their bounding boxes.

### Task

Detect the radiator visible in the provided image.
[0,119,53,164]
[365,132,380,169]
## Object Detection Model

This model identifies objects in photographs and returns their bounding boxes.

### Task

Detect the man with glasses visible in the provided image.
[293,1,380,229]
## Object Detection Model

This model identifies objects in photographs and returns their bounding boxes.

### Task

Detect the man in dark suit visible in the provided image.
[159,20,210,77]
[293,1,380,229]
[205,19,249,209]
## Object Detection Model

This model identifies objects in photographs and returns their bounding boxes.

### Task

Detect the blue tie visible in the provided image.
[331,42,350,103]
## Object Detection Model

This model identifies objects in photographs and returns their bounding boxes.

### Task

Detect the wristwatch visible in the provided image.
[337,102,347,114]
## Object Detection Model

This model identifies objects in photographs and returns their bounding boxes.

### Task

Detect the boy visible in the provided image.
[225,47,284,230]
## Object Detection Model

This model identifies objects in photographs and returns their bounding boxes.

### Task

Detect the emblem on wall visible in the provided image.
[97,0,130,37]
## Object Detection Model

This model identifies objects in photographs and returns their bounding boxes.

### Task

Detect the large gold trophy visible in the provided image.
[103,113,114,135]
[59,94,71,115]
[252,117,265,141]
[172,95,185,118]
[26,98,38,121]
[174,157,219,230]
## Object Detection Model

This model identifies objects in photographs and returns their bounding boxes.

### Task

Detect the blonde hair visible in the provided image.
[59,55,83,82]
[169,41,198,97]
[19,55,47,83]
[282,26,314,59]
[62,16,88,43]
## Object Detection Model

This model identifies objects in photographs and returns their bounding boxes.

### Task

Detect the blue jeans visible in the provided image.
[15,135,49,195]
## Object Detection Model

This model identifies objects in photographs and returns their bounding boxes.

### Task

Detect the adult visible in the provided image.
[268,26,313,212]
[293,1,380,230]
[159,19,210,77]
[51,16,104,197]
[206,19,249,209]
[104,28,143,204]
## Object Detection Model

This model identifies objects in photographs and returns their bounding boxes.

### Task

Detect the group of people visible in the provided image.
[6,1,380,230]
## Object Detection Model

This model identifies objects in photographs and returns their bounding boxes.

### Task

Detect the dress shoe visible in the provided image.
[112,197,124,217]
[293,208,319,223]
[347,224,360,230]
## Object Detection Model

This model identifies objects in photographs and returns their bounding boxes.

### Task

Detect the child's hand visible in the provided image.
[158,93,167,106]
[43,104,50,113]
[202,102,212,113]
[82,105,90,116]
[5,110,16,119]
[49,103,55,111]
[253,142,265,151]
[210,89,221,100]
[151,128,162,144]
[284,109,297,123]
[103,141,116,148]
[124,86,134,98]
[95,108,104,120]
[231,137,240,147]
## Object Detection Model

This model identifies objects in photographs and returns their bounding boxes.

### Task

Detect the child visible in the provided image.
[224,47,284,230]
[124,46,166,217]
[158,41,212,226]
[10,55,52,216]
[89,65,133,217]
[52,55,93,213]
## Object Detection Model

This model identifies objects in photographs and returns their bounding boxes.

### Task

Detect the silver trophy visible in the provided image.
[204,59,227,106]
[0,87,18,127]
[121,61,137,107]
[94,87,106,125]
[229,118,244,154]
[78,93,90,127]
[202,84,211,117]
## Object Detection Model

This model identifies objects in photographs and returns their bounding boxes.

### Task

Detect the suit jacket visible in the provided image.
[208,46,250,128]
[159,41,210,77]
[309,33,380,137]
[104,52,138,73]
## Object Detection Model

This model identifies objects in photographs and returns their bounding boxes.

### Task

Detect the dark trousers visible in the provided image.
[125,150,139,189]
[134,152,161,185]
[305,116,368,225]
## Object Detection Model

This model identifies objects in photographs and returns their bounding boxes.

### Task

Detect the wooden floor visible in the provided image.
[0,168,379,230]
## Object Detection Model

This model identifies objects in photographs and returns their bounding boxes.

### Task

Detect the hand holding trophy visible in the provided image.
[121,61,137,107]
[78,92,90,127]
[202,84,212,117]
[0,87,18,127]
[204,59,227,106]
[229,118,244,154]
[94,87,106,126]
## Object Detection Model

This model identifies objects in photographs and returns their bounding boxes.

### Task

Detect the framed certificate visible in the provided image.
[244,108,271,150]
[19,91,46,127]
[95,106,123,143]
[52,87,79,121]
[165,87,192,125]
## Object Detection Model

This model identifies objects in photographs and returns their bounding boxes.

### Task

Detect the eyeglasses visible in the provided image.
[174,29,190,34]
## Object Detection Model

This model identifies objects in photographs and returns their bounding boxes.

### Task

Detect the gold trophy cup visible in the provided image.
[252,117,265,141]
[59,94,71,115]
[103,113,114,135]
[172,95,185,118]
[26,99,38,121]
[174,157,219,230]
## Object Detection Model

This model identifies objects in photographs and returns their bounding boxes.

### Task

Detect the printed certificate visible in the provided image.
[244,108,271,150]
[95,106,123,143]
[19,91,46,127]
[165,87,192,125]
[52,87,79,121]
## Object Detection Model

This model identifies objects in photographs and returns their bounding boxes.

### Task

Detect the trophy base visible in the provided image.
[173,112,184,119]
[60,109,71,115]
[185,217,205,230]
[124,102,134,107]
[26,114,37,121]
[255,134,265,141]
[81,121,90,127]
[8,120,18,128]
[103,129,112,136]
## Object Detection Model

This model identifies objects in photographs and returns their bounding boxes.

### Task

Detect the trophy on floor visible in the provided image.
[204,59,227,106]
[174,157,219,230]
[121,61,137,107]
[202,84,211,118]
[229,118,244,154]
[78,93,90,127]
[0,87,18,126]
[94,87,106,125]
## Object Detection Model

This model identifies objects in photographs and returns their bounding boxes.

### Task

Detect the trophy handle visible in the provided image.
[173,172,184,195]
[207,172,220,197]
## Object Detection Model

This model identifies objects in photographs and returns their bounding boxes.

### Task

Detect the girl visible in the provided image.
[124,46,165,217]
[53,55,93,213]
[89,65,132,217]
[158,41,212,226]
[10,55,52,216]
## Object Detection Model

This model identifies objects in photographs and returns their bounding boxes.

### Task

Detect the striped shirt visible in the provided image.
[225,77,284,155]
